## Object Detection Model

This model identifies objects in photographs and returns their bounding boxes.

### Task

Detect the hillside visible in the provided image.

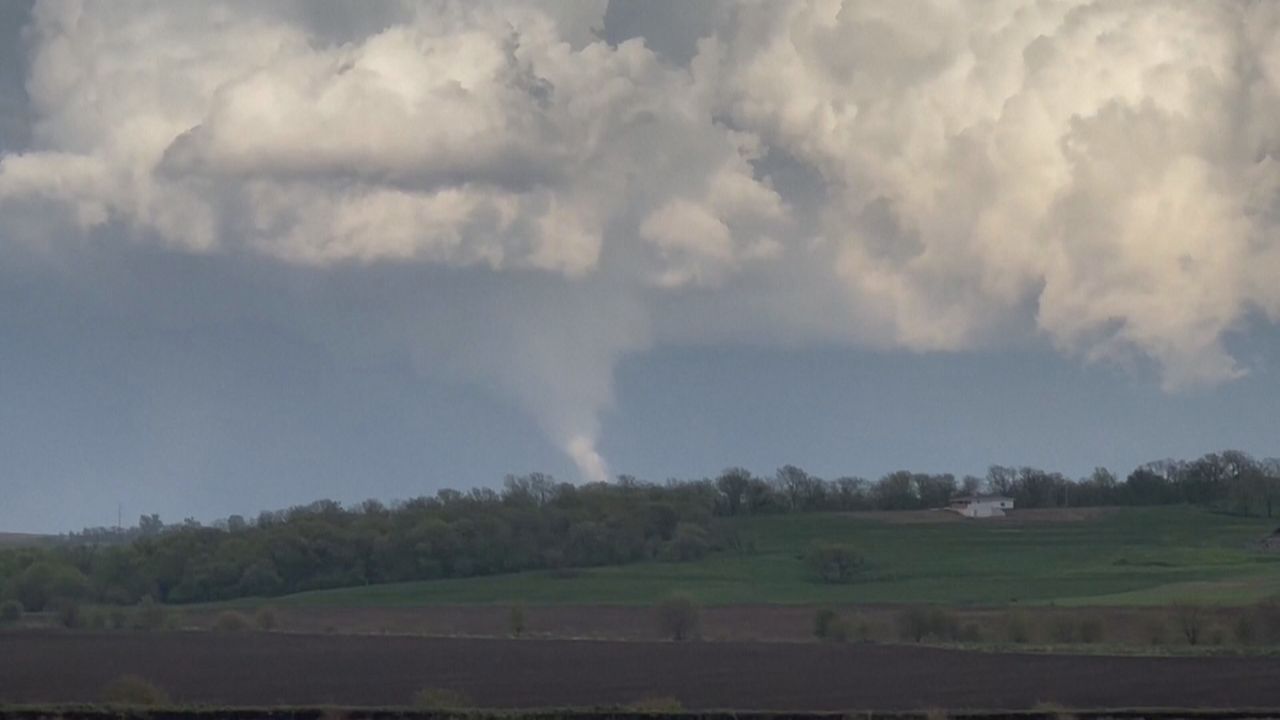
[261,505,1280,608]
[0,532,49,547]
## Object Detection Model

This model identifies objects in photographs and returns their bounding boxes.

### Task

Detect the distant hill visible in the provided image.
[258,505,1280,609]
[0,532,50,547]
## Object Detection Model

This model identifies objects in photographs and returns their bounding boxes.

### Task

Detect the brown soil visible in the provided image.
[178,604,1255,647]
[2,631,1279,710]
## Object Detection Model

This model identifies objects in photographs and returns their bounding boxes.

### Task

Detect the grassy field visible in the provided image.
[260,505,1280,608]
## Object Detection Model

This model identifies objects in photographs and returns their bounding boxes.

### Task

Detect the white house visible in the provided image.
[947,495,1014,518]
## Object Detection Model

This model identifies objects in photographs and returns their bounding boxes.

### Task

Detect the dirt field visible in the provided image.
[3,631,1280,710]
[178,604,1258,647]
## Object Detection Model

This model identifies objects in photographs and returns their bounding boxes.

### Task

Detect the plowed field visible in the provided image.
[2,632,1279,710]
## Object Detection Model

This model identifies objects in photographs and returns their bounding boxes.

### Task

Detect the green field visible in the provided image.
[265,506,1280,608]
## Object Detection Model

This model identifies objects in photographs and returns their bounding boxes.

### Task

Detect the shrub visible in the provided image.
[806,543,865,584]
[255,606,278,631]
[853,616,874,642]
[108,607,129,630]
[1006,611,1032,644]
[214,610,250,632]
[1078,618,1104,644]
[897,606,931,642]
[509,603,527,637]
[813,607,849,641]
[1233,613,1257,645]
[1049,616,1077,644]
[627,696,684,712]
[958,622,983,643]
[1145,618,1168,646]
[134,595,166,630]
[413,687,470,709]
[101,675,169,705]
[0,600,21,625]
[655,593,701,641]
[1208,625,1226,646]
[927,607,961,641]
[54,599,83,629]
[896,606,960,642]
[1255,596,1280,643]
[1174,604,1205,645]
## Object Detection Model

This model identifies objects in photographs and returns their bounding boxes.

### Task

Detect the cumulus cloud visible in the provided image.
[709,0,1280,388]
[2,0,1279,479]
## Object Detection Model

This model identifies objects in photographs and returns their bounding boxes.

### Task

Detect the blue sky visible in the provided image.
[2,1,1279,532]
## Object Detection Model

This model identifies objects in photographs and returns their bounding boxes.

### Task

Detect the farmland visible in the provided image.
[4,632,1280,710]
[258,506,1280,608]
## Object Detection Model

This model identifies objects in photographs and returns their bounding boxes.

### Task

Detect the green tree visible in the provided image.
[11,560,88,611]
[656,593,701,641]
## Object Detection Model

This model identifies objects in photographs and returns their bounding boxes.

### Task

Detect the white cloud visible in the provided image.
[708,0,1280,388]
[3,0,1280,478]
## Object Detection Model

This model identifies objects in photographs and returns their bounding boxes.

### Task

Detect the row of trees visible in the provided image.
[2,449,1275,610]
[709,451,1280,516]
[0,476,722,610]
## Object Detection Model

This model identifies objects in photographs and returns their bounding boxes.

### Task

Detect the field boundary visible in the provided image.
[6,707,1280,720]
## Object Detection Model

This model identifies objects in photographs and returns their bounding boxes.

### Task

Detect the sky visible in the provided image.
[2,1,1279,533]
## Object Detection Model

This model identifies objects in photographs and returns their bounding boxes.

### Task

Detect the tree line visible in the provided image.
[710,450,1280,516]
[1,449,1276,611]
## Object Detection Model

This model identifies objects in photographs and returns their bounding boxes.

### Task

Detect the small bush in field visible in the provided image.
[0,600,21,625]
[958,622,983,643]
[413,687,470,709]
[1006,611,1032,644]
[1145,618,1168,646]
[1174,604,1206,645]
[897,606,960,642]
[108,607,129,630]
[1078,618,1104,644]
[656,593,701,641]
[897,606,932,642]
[509,603,527,637]
[1049,616,1077,643]
[134,595,166,630]
[852,616,874,642]
[627,696,684,712]
[214,610,250,632]
[813,607,849,641]
[101,675,169,705]
[54,599,83,629]
[1256,596,1280,643]
[1233,613,1257,645]
[255,606,278,631]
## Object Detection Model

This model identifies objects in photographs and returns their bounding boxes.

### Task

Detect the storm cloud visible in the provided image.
[2,0,1279,492]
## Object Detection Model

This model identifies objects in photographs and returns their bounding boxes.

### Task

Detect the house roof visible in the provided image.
[950,494,1014,503]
